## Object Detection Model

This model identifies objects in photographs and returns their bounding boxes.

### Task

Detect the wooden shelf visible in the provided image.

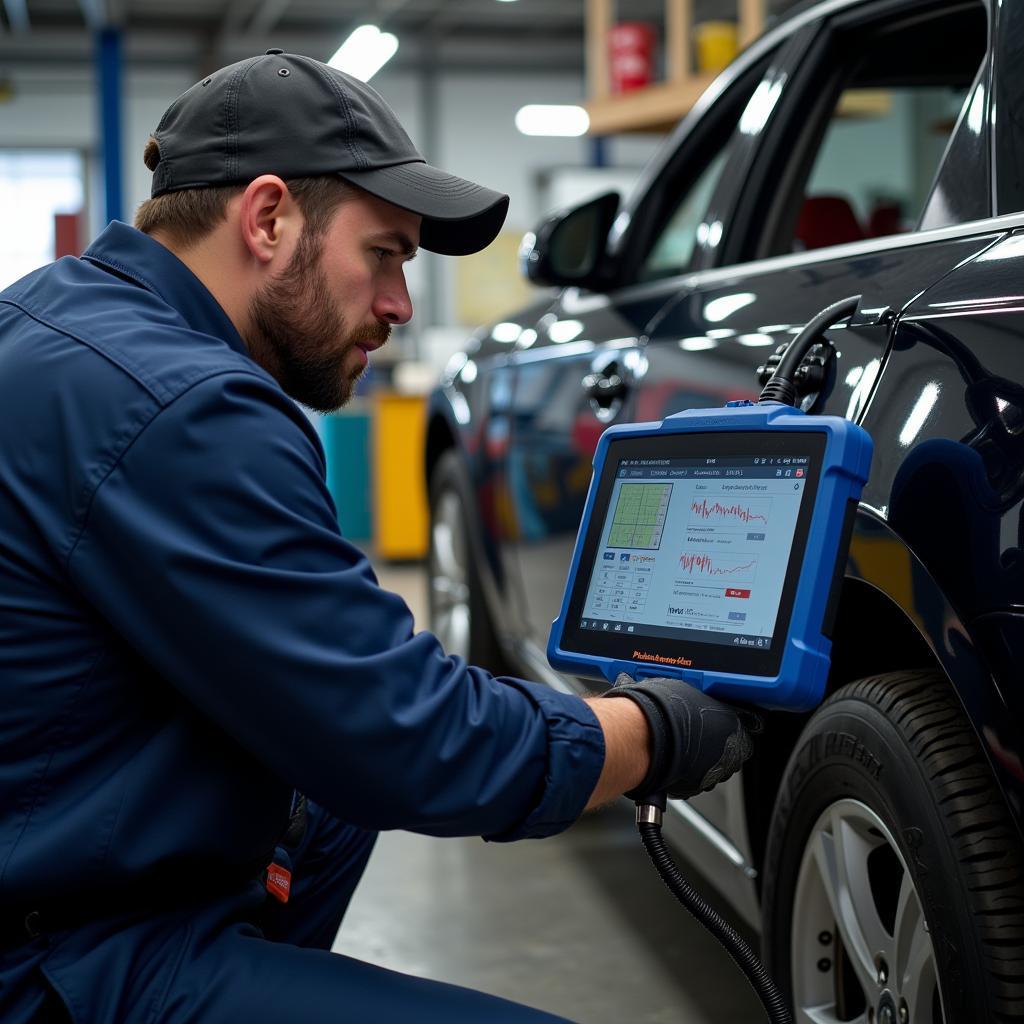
[586,75,718,135]
[585,0,766,134]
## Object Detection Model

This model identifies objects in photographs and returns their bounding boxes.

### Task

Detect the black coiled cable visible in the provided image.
[758,294,861,407]
[637,811,793,1024]
[629,293,865,1022]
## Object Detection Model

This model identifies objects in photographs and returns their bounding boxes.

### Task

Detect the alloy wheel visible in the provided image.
[791,798,944,1024]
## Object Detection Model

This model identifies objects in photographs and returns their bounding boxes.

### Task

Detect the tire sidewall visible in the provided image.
[762,690,983,1022]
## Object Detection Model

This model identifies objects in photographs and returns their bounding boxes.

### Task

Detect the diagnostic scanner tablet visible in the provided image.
[547,402,873,711]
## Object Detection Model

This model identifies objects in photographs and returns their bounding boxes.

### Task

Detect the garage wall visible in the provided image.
[0,66,198,236]
[371,68,663,331]
[0,61,662,343]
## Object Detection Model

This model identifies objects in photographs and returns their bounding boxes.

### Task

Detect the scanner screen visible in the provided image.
[578,454,811,654]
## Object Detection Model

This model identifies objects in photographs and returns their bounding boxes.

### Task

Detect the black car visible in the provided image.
[425,0,1024,1020]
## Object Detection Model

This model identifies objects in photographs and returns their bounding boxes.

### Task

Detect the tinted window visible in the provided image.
[632,57,773,284]
[640,147,732,279]
[799,84,970,248]
[758,2,988,256]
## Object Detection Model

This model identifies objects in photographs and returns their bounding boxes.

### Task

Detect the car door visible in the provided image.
[501,36,799,681]
[621,0,996,894]
[840,0,1024,826]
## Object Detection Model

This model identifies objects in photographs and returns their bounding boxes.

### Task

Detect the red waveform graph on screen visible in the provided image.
[678,552,758,586]
[689,496,770,527]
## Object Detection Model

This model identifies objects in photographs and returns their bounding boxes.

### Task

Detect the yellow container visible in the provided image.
[373,393,429,560]
[694,20,738,74]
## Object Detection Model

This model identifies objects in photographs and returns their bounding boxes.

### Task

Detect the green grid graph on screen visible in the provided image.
[607,483,673,549]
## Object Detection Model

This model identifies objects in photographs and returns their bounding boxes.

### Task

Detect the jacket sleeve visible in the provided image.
[66,371,604,841]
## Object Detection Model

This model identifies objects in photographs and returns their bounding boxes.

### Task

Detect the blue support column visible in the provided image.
[96,27,124,225]
[589,134,608,168]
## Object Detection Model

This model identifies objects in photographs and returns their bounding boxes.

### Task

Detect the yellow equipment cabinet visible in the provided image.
[373,393,429,560]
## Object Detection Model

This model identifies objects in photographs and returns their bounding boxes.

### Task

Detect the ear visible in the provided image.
[237,175,302,265]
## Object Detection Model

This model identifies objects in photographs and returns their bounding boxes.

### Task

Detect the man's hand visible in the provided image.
[603,674,761,800]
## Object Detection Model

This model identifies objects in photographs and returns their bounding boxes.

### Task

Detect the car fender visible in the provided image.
[843,506,1024,833]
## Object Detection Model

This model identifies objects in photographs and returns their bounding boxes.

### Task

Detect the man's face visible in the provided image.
[246,191,419,412]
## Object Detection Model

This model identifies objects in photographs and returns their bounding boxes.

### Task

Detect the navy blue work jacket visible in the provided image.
[0,222,604,916]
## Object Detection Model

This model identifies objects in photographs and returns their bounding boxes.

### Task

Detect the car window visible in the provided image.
[798,84,970,248]
[631,57,773,285]
[756,1,988,257]
[640,147,731,279]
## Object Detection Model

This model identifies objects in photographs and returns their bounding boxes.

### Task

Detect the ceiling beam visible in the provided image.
[77,0,106,31]
[422,0,584,31]
[3,0,29,34]
[226,32,583,71]
[247,0,291,36]
[0,26,583,73]
[217,0,258,47]
[378,0,417,25]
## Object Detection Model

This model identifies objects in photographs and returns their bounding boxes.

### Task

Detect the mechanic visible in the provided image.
[0,52,757,1023]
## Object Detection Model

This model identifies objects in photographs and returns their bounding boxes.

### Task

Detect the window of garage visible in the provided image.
[0,150,85,289]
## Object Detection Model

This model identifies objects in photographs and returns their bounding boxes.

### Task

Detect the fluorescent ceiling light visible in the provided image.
[328,25,398,82]
[515,105,589,137]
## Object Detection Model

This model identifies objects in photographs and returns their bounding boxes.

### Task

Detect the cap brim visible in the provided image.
[338,162,509,256]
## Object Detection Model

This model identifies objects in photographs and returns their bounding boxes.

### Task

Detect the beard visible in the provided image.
[245,230,390,413]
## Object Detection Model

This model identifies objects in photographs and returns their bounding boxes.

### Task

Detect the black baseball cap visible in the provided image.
[149,50,509,256]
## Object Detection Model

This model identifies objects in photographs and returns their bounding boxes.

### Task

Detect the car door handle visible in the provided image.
[582,371,628,404]
[582,364,633,424]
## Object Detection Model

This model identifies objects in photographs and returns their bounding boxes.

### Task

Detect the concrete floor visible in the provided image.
[332,560,763,1024]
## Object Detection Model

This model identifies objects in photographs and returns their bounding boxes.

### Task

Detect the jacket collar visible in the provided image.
[82,221,249,357]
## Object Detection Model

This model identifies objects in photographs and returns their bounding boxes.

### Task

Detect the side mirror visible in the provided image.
[519,191,621,290]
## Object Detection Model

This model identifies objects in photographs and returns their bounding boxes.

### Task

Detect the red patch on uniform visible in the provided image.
[265,862,292,903]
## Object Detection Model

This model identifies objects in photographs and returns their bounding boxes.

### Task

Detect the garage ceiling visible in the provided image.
[0,0,802,73]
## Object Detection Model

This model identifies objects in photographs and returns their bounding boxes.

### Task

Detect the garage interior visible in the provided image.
[3,1,1020,1022]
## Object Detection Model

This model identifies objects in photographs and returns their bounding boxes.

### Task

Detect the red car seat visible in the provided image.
[795,195,864,250]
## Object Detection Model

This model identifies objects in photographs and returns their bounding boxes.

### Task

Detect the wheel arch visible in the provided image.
[743,506,1024,880]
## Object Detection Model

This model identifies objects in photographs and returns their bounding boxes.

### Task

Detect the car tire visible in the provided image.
[762,671,1024,1024]
[427,450,510,675]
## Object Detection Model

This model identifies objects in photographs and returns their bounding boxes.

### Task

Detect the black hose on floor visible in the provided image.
[636,811,793,1024]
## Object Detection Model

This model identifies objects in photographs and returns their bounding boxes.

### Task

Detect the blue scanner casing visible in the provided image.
[547,402,873,711]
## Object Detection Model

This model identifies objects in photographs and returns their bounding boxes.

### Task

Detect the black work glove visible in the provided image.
[603,673,762,800]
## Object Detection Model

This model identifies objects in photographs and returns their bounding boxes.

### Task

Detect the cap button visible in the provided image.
[265,47,284,55]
